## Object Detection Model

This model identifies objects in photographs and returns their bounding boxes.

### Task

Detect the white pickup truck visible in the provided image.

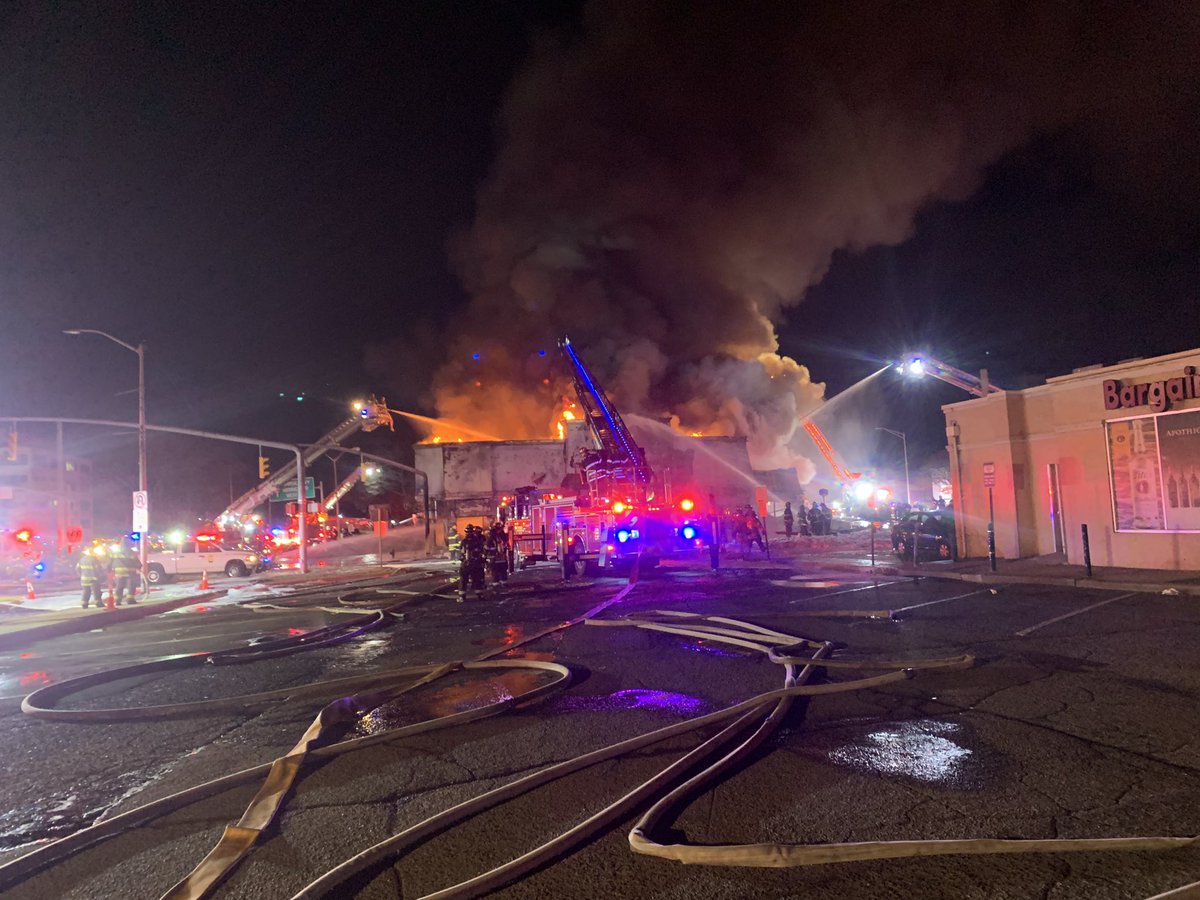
[145,541,264,584]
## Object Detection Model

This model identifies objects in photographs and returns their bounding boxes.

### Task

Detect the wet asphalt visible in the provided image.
[0,560,1198,899]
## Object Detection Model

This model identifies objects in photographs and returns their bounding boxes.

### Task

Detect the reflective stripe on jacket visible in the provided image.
[78,557,106,584]
[112,554,138,576]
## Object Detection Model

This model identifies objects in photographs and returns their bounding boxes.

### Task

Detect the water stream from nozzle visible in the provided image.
[625,414,762,489]
[391,409,502,442]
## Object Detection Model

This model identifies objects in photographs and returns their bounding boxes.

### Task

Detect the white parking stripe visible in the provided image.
[891,589,989,613]
[777,581,898,603]
[1015,592,1139,637]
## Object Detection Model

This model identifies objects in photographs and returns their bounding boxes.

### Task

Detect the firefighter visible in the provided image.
[807,501,823,536]
[447,522,462,561]
[459,525,486,592]
[707,493,720,570]
[745,508,766,555]
[77,550,106,609]
[112,543,139,605]
[486,521,509,583]
[783,501,795,538]
[819,501,833,535]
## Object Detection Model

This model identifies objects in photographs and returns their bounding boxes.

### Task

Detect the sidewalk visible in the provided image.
[810,550,1200,596]
[0,589,229,651]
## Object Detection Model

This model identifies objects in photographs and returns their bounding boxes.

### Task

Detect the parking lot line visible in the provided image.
[1014,592,1139,637]
[777,582,897,603]
[891,588,990,613]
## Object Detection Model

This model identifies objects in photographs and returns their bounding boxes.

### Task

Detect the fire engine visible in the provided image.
[504,338,710,577]
[1,526,46,581]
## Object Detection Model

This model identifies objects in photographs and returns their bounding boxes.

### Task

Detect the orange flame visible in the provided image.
[556,403,580,440]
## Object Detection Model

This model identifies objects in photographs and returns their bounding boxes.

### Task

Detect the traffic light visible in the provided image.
[258,456,270,479]
[5,431,16,462]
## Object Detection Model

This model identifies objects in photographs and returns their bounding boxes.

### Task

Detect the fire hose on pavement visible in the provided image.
[2,575,1196,900]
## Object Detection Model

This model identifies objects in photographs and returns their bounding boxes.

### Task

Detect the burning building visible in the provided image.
[415,418,779,525]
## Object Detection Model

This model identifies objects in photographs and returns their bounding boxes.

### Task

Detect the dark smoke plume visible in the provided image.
[434,0,1200,479]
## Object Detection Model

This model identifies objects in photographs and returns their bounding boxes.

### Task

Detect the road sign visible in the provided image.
[132,491,149,532]
[272,477,316,502]
[982,462,996,488]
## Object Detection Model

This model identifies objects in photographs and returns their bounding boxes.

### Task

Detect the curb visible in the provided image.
[0,590,228,651]
[812,560,1200,596]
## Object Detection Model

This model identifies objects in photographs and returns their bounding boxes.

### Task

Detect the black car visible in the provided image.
[892,511,956,562]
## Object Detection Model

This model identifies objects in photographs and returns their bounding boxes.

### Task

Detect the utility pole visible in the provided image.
[63,330,149,591]
[56,422,65,556]
[331,454,340,540]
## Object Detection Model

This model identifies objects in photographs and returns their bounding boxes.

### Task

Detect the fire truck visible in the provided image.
[1,526,46,582]
[504,338,710,577]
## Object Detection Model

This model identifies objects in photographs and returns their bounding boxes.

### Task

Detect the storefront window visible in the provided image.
[1107,409,1200,532]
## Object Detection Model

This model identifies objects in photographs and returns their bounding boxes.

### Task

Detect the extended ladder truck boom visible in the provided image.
[801,419,862,484]
[221,396,393,518]
[559,336,653,500]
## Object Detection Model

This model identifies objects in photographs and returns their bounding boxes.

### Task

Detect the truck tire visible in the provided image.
[225,560,248,578]
[146,564,167,585]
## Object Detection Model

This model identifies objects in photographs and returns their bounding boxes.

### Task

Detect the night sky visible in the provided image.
[1,2,1197,523]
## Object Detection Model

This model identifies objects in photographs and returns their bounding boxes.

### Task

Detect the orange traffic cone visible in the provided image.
[25,580,36,601]
[104,573,116,609]
[199,570,209,591]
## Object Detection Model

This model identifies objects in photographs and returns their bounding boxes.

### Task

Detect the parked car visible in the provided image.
[892,511,956,562]
[145,540,265,584]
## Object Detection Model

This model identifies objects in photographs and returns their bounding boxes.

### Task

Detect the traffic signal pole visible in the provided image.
[0,417,309,574]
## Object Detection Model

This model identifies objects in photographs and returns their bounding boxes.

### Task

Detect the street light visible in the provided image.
[876,427,910,505]
[64,329,148,591]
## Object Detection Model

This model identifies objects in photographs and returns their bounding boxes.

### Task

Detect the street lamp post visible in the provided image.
[64,329,148,592]
[876,427,910,505]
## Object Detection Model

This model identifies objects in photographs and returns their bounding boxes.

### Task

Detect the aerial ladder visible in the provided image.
[559,336,654,502]
[895,355,1004,397]
[221,396,393,518]
[323,466,365,512]
[801,419,862,484]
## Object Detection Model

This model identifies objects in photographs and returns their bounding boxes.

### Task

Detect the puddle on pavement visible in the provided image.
[553,688,711,717]
[0,767,161,850]
[355,668,559,735]
[796,718,993,790]
[0,669,54,696]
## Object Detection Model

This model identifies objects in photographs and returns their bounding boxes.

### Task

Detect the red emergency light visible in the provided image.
[678,498,695,512]
[196,533,217,542]
[13,529,32,543]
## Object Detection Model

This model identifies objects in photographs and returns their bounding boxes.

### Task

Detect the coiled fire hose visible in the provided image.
[3,576,1196,900]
